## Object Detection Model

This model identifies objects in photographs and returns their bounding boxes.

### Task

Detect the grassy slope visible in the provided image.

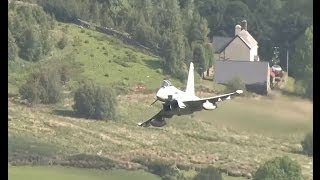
[9,92,313,179]
[8,165,160,180]
[8,22,183,95]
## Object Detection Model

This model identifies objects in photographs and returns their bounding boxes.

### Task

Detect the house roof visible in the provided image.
[214,60,269,85]
[212,30,258,53]
[212,36,233,53]
[237,30,258,49]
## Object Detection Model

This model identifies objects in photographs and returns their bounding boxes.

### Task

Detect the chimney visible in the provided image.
[235,24,241,36]
[241,20,247,31]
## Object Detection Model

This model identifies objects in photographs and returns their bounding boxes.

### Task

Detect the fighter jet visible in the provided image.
[138,62,243,127]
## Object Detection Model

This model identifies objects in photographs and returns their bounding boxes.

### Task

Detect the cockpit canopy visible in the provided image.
[160,80,172,88]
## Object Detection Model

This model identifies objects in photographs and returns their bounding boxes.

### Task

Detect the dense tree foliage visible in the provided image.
[73,83,117,120]
[291,26,313,99]
[19,67,62,104]
[254,156,303,180]
[8,2,55,61]
[9,0,312,88]
[193,166,222,180]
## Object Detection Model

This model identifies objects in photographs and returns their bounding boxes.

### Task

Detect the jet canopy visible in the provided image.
[160,80,172,88]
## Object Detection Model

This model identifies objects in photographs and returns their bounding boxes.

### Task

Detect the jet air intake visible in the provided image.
[202,100,217,110]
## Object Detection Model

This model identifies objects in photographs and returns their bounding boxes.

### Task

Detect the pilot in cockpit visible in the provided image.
[160,80,172,88]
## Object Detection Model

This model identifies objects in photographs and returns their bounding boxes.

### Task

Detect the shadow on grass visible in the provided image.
[52,109,84,119]
[52,109,91,120]
[143,59,163,70]
[52,109,105,121]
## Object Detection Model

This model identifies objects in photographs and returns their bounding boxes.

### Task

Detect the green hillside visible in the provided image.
[8,22,183,96]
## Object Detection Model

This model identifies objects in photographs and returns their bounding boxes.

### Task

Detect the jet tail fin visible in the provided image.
[185,62,195,96]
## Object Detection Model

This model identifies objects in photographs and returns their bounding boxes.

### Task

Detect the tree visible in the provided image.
[19,67,62,104]
[193,166,222,180]
[9,4,54,61]
[222,1,253,36]
[196,0,227,37]
[187,12,210,45]
[192,43,207,76]
[73,83,117,120]
[291,25,313,98]
[204,43,214,76]
[8,30,18,61]
[19,27,43,61]
[254,156,303,180]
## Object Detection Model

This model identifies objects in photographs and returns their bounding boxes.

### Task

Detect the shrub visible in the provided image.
[57,59,83,85]
[253,156,303,180]
[62,154,117,169]
[193,166,222,180]
[226,76,246,92]
[301,132,313,156]
[73,82,117,120]
[294,80,306,95]
[132,157,185,179]
[148,159,175,177]
[19,68,62,104]
[156,68,163,74]
[57,35,68,49]
[114,58,132,67]
[19,82,41,104]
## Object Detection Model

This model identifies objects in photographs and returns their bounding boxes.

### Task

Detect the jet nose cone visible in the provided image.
[156,88,167,101]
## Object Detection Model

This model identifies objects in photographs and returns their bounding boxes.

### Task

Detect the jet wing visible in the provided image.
[183,90,243,106]
[138,110,164,127]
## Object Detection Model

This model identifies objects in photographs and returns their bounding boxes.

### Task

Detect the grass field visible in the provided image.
[8,165,244,180]
[8,165,161,180]
[8,91,313,179]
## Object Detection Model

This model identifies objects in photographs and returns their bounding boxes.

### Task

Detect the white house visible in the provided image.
[212,20,273,95]
[212,20,259,62]
[214,60,271,95]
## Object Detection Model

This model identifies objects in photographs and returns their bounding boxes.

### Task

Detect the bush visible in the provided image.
[226,76,246,92]
[73,82,117,120]
[132,157,185,179]
[193,166,222,180]
[62,154,117,169]
[148,160,175,177]
[58,60,83,85]
[19,67,62,104]
[294,80,306,95]
[57,35,68,49]
[253,156,303,180]
[301,132,313,156]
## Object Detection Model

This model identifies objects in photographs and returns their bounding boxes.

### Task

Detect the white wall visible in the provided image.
[250,45,258,61]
